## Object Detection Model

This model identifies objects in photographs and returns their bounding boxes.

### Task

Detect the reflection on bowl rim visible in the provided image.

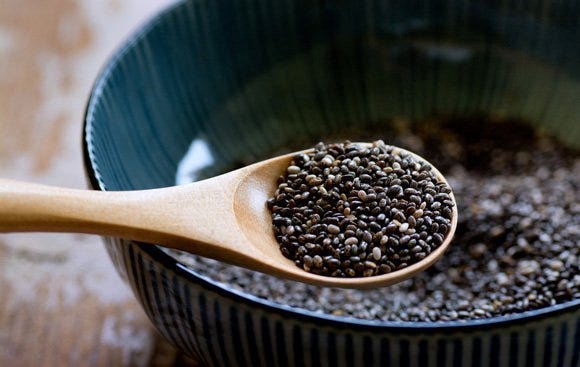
[82,0,580,331]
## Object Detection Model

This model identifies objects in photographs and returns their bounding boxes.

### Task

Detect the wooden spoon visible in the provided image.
[0,144,457,289]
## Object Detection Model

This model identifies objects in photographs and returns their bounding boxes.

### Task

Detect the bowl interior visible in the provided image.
[86,0,580,192]
[85,0,580,320]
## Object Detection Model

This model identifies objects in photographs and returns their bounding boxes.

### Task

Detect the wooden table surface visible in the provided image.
[0,1,197,365]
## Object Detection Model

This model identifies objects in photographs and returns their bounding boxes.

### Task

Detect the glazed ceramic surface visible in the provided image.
[84,0,580,365]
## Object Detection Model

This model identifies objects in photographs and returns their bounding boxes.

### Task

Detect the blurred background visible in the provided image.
[0,1,196,365]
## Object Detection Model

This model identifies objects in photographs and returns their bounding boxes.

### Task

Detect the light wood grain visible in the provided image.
[0,144,457,289]
[0,0,197,365]
[0,238,198,366]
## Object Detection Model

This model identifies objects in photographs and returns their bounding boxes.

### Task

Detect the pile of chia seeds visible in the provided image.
[172,117,580,321]
[268,141,454,277]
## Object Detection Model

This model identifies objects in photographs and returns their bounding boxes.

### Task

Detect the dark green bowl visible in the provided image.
[84,0,580,365]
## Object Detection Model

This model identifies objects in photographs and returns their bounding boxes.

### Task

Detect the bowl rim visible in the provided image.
[82,0,580,332]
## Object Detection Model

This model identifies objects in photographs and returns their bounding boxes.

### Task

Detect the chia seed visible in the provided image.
[172,117,580,321]
[267,141,455,277]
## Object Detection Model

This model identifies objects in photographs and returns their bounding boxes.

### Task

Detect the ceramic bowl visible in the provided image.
[83,0,580,365]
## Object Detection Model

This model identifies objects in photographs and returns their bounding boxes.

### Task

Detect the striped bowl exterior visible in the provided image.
[84,0,580,365]
[102,238,580,367]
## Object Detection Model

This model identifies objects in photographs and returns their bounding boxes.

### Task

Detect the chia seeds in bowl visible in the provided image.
[171,117,579,322]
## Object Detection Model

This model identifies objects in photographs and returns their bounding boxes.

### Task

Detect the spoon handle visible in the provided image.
[0,177,243,257]
[0,179,155,239]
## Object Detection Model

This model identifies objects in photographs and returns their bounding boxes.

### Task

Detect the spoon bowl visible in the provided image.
[0,144,457,289]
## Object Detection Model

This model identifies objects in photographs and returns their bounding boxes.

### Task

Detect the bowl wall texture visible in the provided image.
[84,0,580,365]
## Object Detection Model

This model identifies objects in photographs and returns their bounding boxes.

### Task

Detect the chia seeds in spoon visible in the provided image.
[267,141,454,277]
[171,117,579,321]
